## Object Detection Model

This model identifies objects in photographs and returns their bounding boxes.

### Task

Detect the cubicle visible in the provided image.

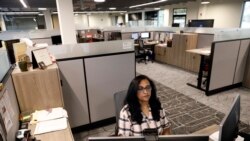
[0,49,20,141]
[48,40,135,130]
[205,38,250,95]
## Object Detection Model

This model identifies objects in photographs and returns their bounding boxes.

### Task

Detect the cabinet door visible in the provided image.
[57,60,90,127]
[170,34,180,66]
[12,67,63,112]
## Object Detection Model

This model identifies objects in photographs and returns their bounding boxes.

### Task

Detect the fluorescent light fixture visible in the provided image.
[109,7,116,10]
[94,0,105,2]
[38,8,47,10]
[201,0,210,4]
[38,13,44,16]
[33,18,36,22]
[0,11,39,15]
[20,0,27,8]
[130,0,167,8]
[52,11,127,14]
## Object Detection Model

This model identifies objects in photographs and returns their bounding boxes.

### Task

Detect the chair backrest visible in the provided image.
[113,90,127,135]
[138,39,144,48]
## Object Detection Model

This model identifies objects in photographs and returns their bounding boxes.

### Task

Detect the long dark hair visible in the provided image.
[125,75,162,124]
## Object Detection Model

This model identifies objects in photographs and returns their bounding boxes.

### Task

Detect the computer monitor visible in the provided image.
[131,33,139,40]
[88,135,209,141]
[141,32,150,39]
[51,35,62,45]
[88,136,144,141]
[219,94,240,141]
[159,135,209,141]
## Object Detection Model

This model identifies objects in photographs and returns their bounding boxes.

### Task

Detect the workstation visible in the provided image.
[0,0,250,141]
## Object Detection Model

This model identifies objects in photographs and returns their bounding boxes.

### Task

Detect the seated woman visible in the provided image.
[118,75,171,136]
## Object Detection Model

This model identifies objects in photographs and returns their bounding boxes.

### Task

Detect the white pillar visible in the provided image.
[43,10,53,30]
[141,11,145,26]
[56,0,77,44]
[0,15,6,31]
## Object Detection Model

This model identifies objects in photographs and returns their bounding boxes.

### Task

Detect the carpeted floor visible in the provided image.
[154,80,250,134]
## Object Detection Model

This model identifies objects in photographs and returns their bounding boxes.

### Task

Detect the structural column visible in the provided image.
[56,0,77,44]
[43,10,53,30]
[0,15,6,31]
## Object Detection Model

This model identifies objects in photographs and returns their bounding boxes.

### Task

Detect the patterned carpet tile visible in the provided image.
[154,81,250,134]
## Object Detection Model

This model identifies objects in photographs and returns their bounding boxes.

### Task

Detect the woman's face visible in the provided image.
[137,79,152,104]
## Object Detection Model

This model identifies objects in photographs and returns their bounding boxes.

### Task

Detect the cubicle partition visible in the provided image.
[206,39,250,95]
[48,40,135,130]
[0,49,20,141]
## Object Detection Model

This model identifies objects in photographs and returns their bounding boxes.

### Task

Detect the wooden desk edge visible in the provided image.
[29,120,74,141]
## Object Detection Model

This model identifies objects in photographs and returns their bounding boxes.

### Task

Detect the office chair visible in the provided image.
[135,43,147,64]
[138,40,153,63]
[113,90,127,136]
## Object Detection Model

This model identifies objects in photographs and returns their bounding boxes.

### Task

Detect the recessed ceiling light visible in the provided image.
[94,0,105,2]
[154,8,161,10]
[109,7,116,10]
[38,8,47,10]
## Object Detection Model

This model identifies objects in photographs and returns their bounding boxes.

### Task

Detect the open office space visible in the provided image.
[0,0,250,140]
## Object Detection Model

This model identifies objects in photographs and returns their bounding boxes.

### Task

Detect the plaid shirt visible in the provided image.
[118,104,171,136]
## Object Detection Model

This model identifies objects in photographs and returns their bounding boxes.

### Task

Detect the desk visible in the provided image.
[186,48,211,92]
[29,121,74,141]
[192,124,219,141]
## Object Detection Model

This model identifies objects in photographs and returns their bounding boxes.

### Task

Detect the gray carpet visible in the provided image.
[154,81,250,134]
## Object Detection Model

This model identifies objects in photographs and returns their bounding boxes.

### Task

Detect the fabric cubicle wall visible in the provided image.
[207,39,250,93]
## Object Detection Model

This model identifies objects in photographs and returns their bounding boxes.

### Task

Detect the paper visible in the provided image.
[13,42,27,62]
[32,107,68,122]
[0,90,13,132]
[123,41,132,49]
[210,131,244,141]
[32,47,53,66]
[2,90,15,117]
[34,117,67,135]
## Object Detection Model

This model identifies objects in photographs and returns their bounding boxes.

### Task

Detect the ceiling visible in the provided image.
[0,0,196,12]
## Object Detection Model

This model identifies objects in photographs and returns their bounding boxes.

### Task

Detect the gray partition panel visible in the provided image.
[0,76,20,141]
[209,41,240,90]
[234,39,250,84]
[57,60,90,127]
[85,53,135,122]
[243,43,250,88]
[197,34,214,49]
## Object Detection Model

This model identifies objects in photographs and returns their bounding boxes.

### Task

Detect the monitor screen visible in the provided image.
[88,135,209,141]
[141,32,150,39]
[131,33,139,40]
[219,95,240,141]
[188,19,214,27]
[51,35,62,45]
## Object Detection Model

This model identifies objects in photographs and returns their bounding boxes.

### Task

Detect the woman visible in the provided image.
[118,75,171,136]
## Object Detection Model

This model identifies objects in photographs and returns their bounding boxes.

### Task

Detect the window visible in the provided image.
[241,1,250,28]
[172,8,187,27]
[4,15,46,30]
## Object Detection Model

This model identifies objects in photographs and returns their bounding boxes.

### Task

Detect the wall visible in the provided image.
[88,14,112,28]
[163,1,200,27]
[52,14,60,29]
[199,0,244,28]
[163,0,244,28]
